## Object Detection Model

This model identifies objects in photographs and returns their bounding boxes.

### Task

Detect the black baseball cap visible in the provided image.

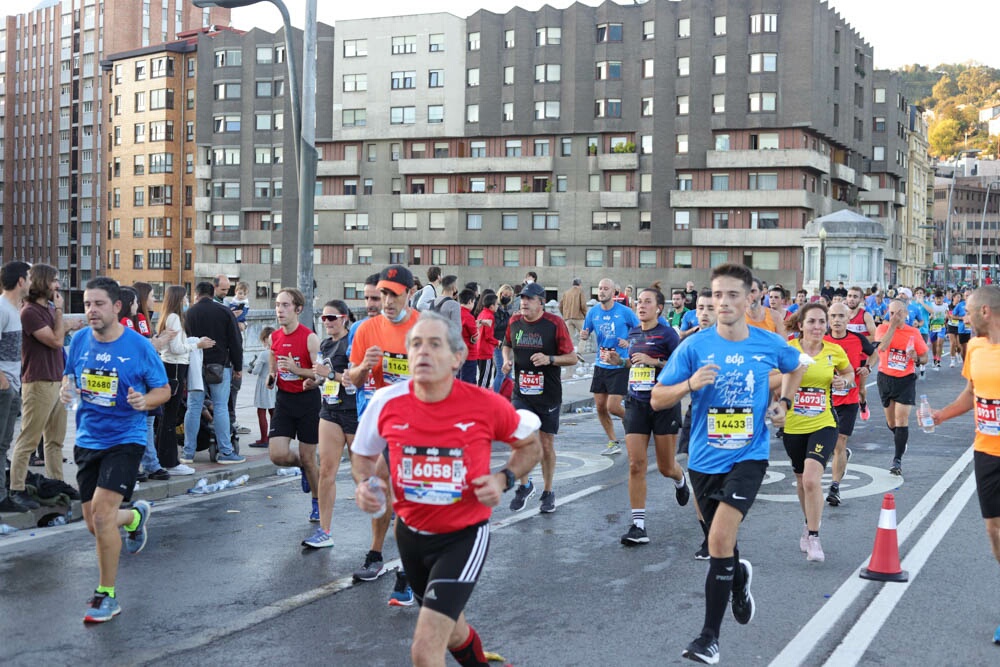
[376,265,415,295]
[520,282,546,299]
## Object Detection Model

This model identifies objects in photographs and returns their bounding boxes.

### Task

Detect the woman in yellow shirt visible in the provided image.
[784,303,854,563]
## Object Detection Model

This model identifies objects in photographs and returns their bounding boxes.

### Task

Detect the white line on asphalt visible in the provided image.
[769,445,974,667]
[821,472,977,666]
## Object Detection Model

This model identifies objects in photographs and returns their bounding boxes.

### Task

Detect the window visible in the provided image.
[149,153,173,174]
[715,134,731,151]
[596,23,622,42]
[214,49,242,67]
[506,140,522,157]
[392,70,416,89]
[609,174,628,192]
[748,92,777,112]
[595,61,621,80]
[747,251,779,270]
[255,147,272,164]
[533,213,559,230]
[714,55,726,75]
[504,176,521,192]
[712,174,729,190]
[466,105,479,123]
[595,99,622,118]
[750,13,778,33]
[390,106,416,125]
[467,32,480,50]
[586,250,604,267]
[750,132,779,149]
[643,20,655,40]
[344,39,367,57]
[639,250,657,268]
[677,134,689,154]
[335,108,365,128]
[345,213,369,230]
[342,73,366,92]
[133,251,144,270]
[149,120,173,142]
[748,172,778,190]
[134,91,146,112]
[470,178,486,193]
[751,211,780,229]
[150,56,173,78]
[712,94,726,114]
[674,211,690,230]
[535,101,560,119]
[502,213,519,230]
[503,249,519,267]
[678,18,690,38]
[504,29,515,48]
[428,105,444,124]
[502,103,514,122]
[592,212,621,230]
[468,141,486,158]
[641,135,653,154]
[714,16,727,35]
[674,250,693,269]
[713,212,729,229]
[534,139,550,156]
[873,116,886,132]
[873,146,885,161]
[642,59,654,78]
[212,147,240,165]
[874,87,886,104]
[256,113,273,131]
[676,96,688,115]
[343,180,357,196]
[467,249,484,266]
[133,217,145,236]
[356,248,372,265]
[429,33,444,52]
[212,182,240,198]
[428,69,443,87]
[135,61,147,80]
[536,27,561,45]
[535,63,561,82]
[639,211,652,230]
[466,214,483,230]
[134,123,145,143]
[256,46,273,64]
[391,35,416,55]
[678,57,690,77]
[148,217,172,237]
[503,66,515,85]
[392,212,418,230]
[750,53,777,72]
[150,88,174,109]
[148,185,173,205]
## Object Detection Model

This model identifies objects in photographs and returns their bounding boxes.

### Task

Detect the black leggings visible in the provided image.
[156,362,187,469]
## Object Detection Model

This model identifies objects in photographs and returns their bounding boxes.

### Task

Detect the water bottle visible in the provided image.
[918,394,935,433]
[47,515,67,527]
[188,478,210,494]
[368,477,387,519]
[231,474,249,487]
[906,336,916,356]
[276,467,301,477]
[0,524,19,535]
[343,363,356,395]
[65,374,80,411]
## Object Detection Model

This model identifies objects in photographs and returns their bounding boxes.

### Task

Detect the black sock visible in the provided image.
[808,530,819,537]
[699,519,709,538]
[702,556,735,639]
[894,426,909,459]
[887,424,896,434]
[449,625,489,667]
[731,545,744,590]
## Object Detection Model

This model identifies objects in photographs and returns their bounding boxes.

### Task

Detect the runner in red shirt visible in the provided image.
[353,312,541,667]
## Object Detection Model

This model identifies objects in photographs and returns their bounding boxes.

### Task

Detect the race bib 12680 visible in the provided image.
[81,368,119,407]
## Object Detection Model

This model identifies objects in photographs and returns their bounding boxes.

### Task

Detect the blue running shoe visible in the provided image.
[388,571,415,607]
[217,452,246,464]
[994,625,1000,644]
[83,593,121,623]
[302,527,333,549]
[308,497,319,523]
[124,500,151,555]
[300,468,311,493]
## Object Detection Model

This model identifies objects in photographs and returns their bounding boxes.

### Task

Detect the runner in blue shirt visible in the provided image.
[346,274,382,418]
[581,278,640,456]
[606,285,688,546]
[652,263,804,665]
[903,288,928,379]
[62,277,170,624]
[680,308,699,336]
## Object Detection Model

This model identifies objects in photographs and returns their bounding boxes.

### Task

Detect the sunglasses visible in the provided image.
[321,314,347,322]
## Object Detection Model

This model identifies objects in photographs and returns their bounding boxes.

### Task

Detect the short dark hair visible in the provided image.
[0,261,30,291]
[427,266,442,282]
[195,281,215,297]
[698,289,713,299]
[458,288,477,305]
[525,271,538,281]
[441,275,458,290]
[365,273,380,287]
[710,263,754,293]
[86,276,121,303]
[672,289,685,297]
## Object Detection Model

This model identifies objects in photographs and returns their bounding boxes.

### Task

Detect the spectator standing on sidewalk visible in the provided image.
[213,275,248,437]
[491,285,515,392]
[559,278,588,351]
[181,282,245,464]
[0,261,29,513]
[248,326,277,447]
[8,264,82,509]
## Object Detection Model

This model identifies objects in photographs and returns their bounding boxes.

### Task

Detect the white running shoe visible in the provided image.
[806,535,825,562]
[167,464,196,476]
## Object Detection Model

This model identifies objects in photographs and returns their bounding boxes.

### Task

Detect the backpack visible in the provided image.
[493,306,511,340]
[415,283,437,311]
[430,296,454,313]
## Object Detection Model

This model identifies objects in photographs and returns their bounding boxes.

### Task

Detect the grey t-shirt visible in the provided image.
[0,296,22,391]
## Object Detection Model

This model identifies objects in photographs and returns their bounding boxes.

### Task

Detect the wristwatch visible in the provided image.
[548,355,555,366]
[327,371,337,381]
[779,397,792,409]
[499,467,516,492]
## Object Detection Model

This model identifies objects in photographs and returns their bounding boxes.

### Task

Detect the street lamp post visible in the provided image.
[192,0,318,328]
[818,225,827,291]
[978,181,1000,285]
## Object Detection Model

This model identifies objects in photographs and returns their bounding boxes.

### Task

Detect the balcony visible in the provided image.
[706,149,830,174]
[399,192,549,209]
[670,189,826,210]
[210,229,242,244]
[692,228,803,247]
[860,175,873,191]
[861,188,899,204]
[397,155,552,175]
[194,229,210,245]
[197,262,242,277]
[194,197,211,212]
[314,195,358,211]
[830,162,856,183]
[316,159,360,177]
[599,191,639,208]
[596,153,639,170]
[195,165,212,180]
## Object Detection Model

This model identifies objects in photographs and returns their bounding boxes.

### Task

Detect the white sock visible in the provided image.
[631,509,646,530]
[674,475,686,489]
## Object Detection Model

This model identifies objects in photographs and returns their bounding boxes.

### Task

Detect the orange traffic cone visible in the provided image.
[860,493,908,582]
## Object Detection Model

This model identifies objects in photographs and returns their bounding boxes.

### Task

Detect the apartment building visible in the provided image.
[933,175,1000,285]
[102,30,215,295]
[0,0,228,308]
[902,104,932,288]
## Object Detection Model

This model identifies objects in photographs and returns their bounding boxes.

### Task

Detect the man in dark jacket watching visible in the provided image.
[180,282,245,464]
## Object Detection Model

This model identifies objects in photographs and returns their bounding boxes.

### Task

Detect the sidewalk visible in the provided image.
[1,353,602,531]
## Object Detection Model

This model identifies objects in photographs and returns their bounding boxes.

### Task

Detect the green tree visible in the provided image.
[932,75,960,102]
[929,118,963,156]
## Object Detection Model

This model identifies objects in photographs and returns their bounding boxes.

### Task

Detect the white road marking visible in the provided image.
[769,446,974,667]
[757,461,902,502]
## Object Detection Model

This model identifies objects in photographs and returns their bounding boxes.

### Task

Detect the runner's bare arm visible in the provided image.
[650,363,719,411]
[348,345,381,386]
[126,384,170,411]
[472,431,542,507]
[931,379,975,425]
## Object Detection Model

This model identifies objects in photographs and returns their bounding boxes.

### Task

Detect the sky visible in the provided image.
[5,0,998,70]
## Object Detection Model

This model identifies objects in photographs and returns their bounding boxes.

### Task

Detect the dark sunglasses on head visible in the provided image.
[321,314,347,322]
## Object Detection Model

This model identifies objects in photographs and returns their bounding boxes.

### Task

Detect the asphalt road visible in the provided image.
[2,361,997,666]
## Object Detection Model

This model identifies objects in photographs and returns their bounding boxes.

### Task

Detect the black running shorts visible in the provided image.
[319,405,358,435]
[624,397,682,436]
[834,402,859,437]
[877,372,916,407]
[590,366,628,396]
[75,444,144,504]
[782,426,839,474]
[270,388,321,444]
[396,519,490,621]
[975,450,1000,519]
[512,398,560,434]
[688,459,768,524]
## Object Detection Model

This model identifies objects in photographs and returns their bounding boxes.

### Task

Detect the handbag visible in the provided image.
[203,363,225,385]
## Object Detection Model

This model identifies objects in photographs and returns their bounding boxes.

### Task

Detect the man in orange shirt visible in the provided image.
[746,278,784,338]
[874,299,929,476]
[931,285,1000,643]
